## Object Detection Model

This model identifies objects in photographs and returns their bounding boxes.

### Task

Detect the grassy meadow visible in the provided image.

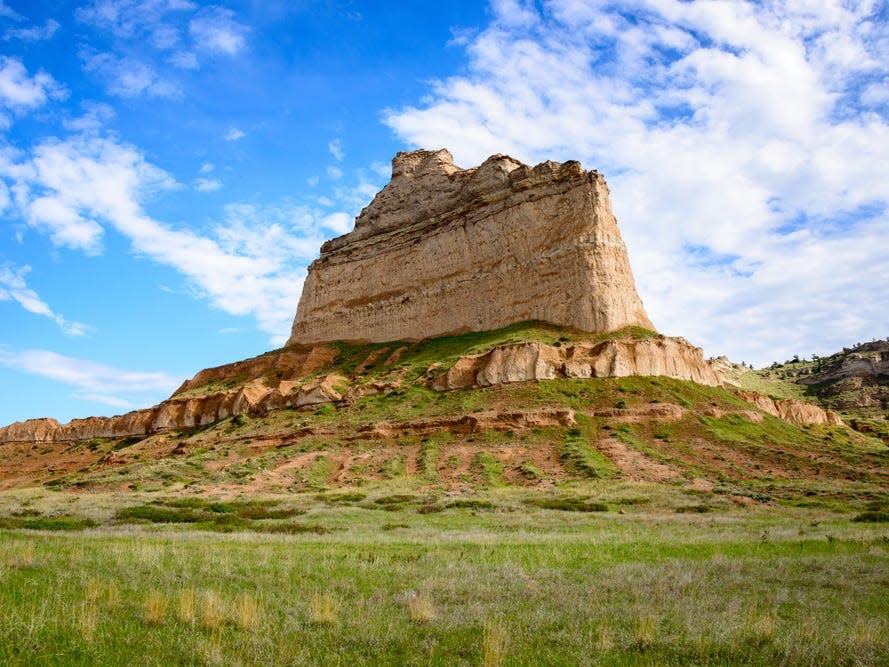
[1,485,888,666]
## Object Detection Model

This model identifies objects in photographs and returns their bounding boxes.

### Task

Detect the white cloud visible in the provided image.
[199,162,214,173]
[326,166,343,180]
[0,57,66,111]
[0,1,21,20]
[0,263,89,336]
[75,0,195,47]
[385,0,889,366]
[0,348,181,407]
[168,49,199,69]
[189,6,248,55]
[322,212,352,235]
[224,126,244,141]
[81,50,181,98]
[4,19,60,42]
[328,139,344,161]
[63,102,116,133]
[193,176,221,191]
[0,134,347,344]
[370,161,390,178]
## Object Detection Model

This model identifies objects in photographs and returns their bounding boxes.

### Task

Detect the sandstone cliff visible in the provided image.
[431,337,720,391]
[289,149,654,345]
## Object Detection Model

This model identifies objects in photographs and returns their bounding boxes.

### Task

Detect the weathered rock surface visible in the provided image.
[289,149,654,345]
[736,391,843,426]
[431,337,720,391]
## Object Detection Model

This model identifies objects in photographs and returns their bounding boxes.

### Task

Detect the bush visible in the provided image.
[676,505,713,514]
[373,494,417,505]
[525,497,608,512]
[116,505,206,523]
[852,511,889,523]
[445,499,496,510]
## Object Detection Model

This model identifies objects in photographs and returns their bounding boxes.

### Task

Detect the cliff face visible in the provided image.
[289,149,654,345]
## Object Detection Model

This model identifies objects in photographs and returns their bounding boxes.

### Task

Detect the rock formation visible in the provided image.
[431,337,720,391]
[289,149,654,345]
[735,391,843,426]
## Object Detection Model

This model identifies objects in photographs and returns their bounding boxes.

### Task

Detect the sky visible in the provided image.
[0,0,887,426]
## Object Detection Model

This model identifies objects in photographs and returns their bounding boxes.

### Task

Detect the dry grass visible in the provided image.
[742,607,778,644]
[481,618,507,667]
[177,588,197,625]
[234,592,260,630]
[634,613,657,648]
[310,591,340,625]
[84,578,120,608]
[77,600,98,643]
[106,580,121,608]
[6,544,36,568]
[200,590,228,630]
[595,624,614,652]
[407,591,436,624]
[143,590,168,625]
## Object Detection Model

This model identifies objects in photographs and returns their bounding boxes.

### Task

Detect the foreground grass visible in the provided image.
[1,490,888,666]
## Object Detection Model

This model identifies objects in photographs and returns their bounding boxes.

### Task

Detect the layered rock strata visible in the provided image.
[736,391,843,426]
[289,149,654,345]
[430,337,721,391]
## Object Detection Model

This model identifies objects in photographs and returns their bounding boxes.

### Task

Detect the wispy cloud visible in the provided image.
[80,50,181,98]
[189,6,248,55]
[328,139,344,161]
[0,263,89,336]
[4,19,60,42]
[0,347,182,409]
[63,101,116,133]
[0,1,21,20]
[75,0,195,47]
[385,0,889,365]
[168,49,198,69]
[193,176,221,191]
[224,126,244,141]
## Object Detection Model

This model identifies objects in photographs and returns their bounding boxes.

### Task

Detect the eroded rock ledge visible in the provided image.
[430,337,721,390]
[736,391,843,426]
[289,149,654,345]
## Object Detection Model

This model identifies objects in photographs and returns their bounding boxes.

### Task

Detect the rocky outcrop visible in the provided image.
[289,149,654,345]
[0,360,347,444]
[431,337,720,391]
[736,391,843,426]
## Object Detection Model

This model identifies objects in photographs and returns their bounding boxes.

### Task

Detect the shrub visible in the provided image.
[525,497,608,512]
[373,494,417,505]
[445,499,496,510]
[676,505,713,514]
[852,511,889,523]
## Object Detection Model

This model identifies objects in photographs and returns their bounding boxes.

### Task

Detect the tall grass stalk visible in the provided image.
[481,618,507,667]
[310,591,340,625]
[143,591,168,625]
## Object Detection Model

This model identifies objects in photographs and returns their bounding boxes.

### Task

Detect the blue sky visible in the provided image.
[1,0,888,425]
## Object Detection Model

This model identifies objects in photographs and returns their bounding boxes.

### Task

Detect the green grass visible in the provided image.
[0,490,888,665]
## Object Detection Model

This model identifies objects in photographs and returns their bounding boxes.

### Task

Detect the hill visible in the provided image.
[717,339,889,441]
[1,323,884,506]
